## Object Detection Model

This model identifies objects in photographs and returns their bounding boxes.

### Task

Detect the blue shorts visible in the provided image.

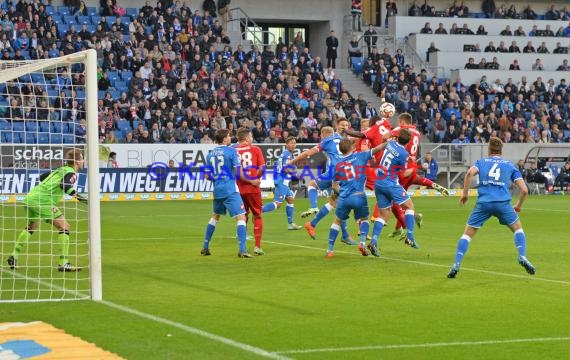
[374,182,410,209]
[274,183,294,203]
[467,201,519,228]
[213,192,246,217]
[315,175,332,191]
[335,193,369,220]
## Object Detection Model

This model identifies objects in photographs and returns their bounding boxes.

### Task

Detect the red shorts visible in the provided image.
[241,193,262,216]
[398,167,418,190]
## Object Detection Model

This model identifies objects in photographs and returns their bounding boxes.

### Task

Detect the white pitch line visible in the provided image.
[265,240,570,286]
[101,236,570,286]
[0,269,290,360]
[273,336,570,355]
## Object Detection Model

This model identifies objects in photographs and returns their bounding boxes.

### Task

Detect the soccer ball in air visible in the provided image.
[380,102,396,118]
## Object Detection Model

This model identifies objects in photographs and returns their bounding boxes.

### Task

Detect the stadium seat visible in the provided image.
[39,121,51,133]
[25,133,37,144]
[550,165,560,179]
[77,16,90,25]
[98,90,106,98]
[37,133,50,144]
[91,15,101,25]
[13,131,25,143]
[57,6,70,16]
[12,122,25,131]
[31,73,46,83]
[52,122,64,133]
[126,8,139,19]
[63,134,76,144]
[49,133,63,143]
[113,80,125,89]
[76,89,86,99]
[0,119,10,131]
[20,50,30,60]
[106,16,116,24]
[45,5,55,15]
[26,121,38,131]
[1,131,12,143]
[87,7,97,16]
[117,120,131,132]
[351,57,363,76]
[120,71,133,83]
[64,15,76,25]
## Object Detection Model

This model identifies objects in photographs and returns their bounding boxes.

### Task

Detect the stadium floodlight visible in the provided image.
[0,50,101,302]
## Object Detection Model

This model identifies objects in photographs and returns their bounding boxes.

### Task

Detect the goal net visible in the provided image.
[0,50,101,302]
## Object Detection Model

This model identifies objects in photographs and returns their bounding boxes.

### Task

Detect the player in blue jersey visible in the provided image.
[369,128,419,256]
[289,119,355,244]
[325,139,388,258]
[201,129,261,258]
[261,136,302,230]
[447,137,535,278]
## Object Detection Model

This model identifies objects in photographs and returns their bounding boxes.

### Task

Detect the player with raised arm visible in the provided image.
[368,128,420,256]
[447,137,535,278]
[325,139,387,258]
[388,112,450,239]
[290,120,355,244]
[262,136,302,230]
[202,129,260,258]
[345,105,409,238]
[7,149,87,272]
[234,127,266,255]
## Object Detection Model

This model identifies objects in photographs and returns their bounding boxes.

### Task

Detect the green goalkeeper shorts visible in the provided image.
[25,205,63,222]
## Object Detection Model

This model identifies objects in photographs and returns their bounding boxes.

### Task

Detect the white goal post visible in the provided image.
[0,49,101,302]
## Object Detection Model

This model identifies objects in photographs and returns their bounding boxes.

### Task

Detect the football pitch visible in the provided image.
[1,196,569,359]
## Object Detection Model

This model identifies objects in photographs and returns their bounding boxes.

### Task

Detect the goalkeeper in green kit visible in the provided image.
[7,149,87,272]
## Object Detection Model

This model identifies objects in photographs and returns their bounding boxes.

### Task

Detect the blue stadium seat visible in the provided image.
[98,90,106,98]
[39,121,51,133]
[63,134,76,144]
[45,5,56,15]
[87,7,97,16]
[91,15,101,25]
[77,16,90,25]
[20,50,30,60]
[76,89,86,99]
[12,122,25,131]
[106,16,116,24]
[119,70,133,82]
[64,15,76,25]
[18,74,32,83]
[50,133,63,143]
[65,122,76,134]
[564,130,570,139]
[13,132,25,143]
[1,131,12,143]
[57,6,70,16]
[110,90,120,99]
[25,133,37,144]
[117,120,131,132]
[51,14,63,24]
[0,119,10,131]
[126,8,139,19]
[26,121,38,131]
[113,80,125,89]
[37,133,50,144]
[86,24,95,33]
[31,73,46,83]
[58,24,70,37]
[351,57,363,76]
[52,122,64,133]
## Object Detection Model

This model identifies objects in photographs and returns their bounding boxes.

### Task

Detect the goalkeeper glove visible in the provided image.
[76,194,88,205]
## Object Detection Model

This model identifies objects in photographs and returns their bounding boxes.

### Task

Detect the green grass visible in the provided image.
[1,196,570,359]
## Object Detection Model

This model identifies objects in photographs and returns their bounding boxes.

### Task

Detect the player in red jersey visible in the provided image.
[235,127,266,255]
[387,113,450,238]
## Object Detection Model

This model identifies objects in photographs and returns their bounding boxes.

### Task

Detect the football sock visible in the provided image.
[391,203,406,229]
[514,229,526,257]
[307,185,318,208]
[372,202,380,218]
[341,220,350,239]
[404,210,415,240]
[359,220,370,245]
[371,218,386,246]
[58,230,70,266]
[327,223,340,251]
[12,229,32,260]
[311,203,333,227]
[237,219,247,253]
[417,177,434,187]
[253,216,263,248]
[453,235,471,265]
[262,202,277,213]
[203,218,217,249]
[286,204,294,224]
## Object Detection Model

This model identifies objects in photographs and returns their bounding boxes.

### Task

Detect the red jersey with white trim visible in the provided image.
[391,124,421,163]
[235,143,265,194]
[364,117,392,161]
